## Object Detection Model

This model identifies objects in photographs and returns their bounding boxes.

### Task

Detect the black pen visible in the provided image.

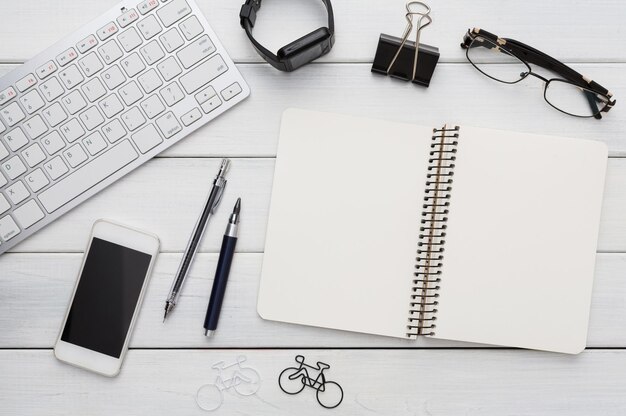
[204,198,240,337]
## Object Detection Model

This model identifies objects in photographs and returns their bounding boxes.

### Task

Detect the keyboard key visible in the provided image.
[22,143,46,167]
[6,181,30,204]
[117,8,139,28]
[159,82,184,106]
[137,15,162,40]
[63,143,88,168]
[99,93,124,117]
[0,141,8,160]
[119,81,144,105]
[23,115,48,139]
[13,200,45,229]
[157,56,182,81]
[59,119,85,143]
[2,155,27,179]
[16,73,38,92]
[19,90,45,114]
[181,107,202,126]
[98,40,124,65]
[0,195,9,214]
[62,90,88,115]
[42,103,68,127]
[77,35,98,53]
[3,127,29,151]
[138,0,159,15]
[132,123,163,153]
[179,54,227,94]
[78,52,104,77]
[97,22,119,41]
[140,40,165,65]
[118,27,143,52]
[102,119,127,143]
[44,156,69,180]
[82,78,107,102]
[59,65,84,89]
[0,121,4,135]
[160,28,184,53]
[0,172,6,188]
[138,69,163,94]
[157,0,191,27]
[195,85,216,104]
[79,106,105,130]
[40,77,65,102]
[36,61,58,80]
[102,65,127,90]
[56,48,78,67]
[177,35,215,69]
[155,112,181,139]
[41,131,66,155]
[0,215,20,241]
[179,16,204,40]
[38,140,138,213]
[200,95,221,113]
[0,87,17,106]
[120,53,146,77]
[140,95,165,119]
[121,107,146,131]
[83,131,107,155]
[1,102,26,127]
[25,169,50,192]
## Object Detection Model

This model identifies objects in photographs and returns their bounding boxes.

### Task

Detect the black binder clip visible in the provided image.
[372,2,439,87]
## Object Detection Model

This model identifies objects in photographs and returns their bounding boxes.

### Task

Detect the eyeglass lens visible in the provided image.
[466,36,608,117]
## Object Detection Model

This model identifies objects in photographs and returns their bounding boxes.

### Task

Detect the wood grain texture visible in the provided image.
[1,63,624,157]
[0,0,624,63]
[1,253,624,348]
[1,158,625,253]
[1,349,626,416]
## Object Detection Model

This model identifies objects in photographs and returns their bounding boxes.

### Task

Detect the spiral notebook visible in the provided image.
[258,109,608,354]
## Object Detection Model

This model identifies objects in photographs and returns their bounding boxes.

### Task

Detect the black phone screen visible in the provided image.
[61,237,152,358]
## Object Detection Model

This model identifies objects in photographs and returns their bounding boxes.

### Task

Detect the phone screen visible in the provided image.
[61,237,152,358]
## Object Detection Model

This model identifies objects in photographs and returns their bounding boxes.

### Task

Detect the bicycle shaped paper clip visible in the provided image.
[279,355,344,409]
[196,355,261,411]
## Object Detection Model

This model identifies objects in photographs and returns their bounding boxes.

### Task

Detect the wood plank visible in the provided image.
[1,253,624,348]
[3,158,626,253]
[1,349,625,415]
[0,0,623,63]
[1,63,624,156]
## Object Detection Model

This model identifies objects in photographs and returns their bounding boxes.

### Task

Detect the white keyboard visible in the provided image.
[0,0,249,254]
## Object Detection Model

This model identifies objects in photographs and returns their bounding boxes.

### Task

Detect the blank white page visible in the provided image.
[258,109,432,338]
[433,126,608,353]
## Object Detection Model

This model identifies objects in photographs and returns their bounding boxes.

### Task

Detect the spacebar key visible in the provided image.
[39,140,138,213]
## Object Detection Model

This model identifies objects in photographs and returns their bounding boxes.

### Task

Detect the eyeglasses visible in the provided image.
[461,28,616,119]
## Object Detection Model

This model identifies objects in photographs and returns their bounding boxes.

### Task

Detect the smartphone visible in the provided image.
[54,220,160,377]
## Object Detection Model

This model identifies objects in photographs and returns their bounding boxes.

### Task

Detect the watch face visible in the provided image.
[277,27,332,71]
[288,43,325,70]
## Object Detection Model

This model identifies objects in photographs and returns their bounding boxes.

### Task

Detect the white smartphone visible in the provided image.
[54,219,160,377]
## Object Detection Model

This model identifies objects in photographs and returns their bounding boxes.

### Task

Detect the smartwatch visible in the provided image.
[239,0,335,72]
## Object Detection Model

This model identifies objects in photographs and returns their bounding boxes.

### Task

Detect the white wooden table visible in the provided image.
[1,0,626,414]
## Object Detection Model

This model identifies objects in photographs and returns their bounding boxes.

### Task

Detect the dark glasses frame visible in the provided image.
[461,27,616,119]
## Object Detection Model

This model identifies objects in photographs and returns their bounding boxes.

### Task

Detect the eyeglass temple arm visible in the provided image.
[462,28,615,115]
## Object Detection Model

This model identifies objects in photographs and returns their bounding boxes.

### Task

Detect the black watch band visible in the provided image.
[239,0,335,72]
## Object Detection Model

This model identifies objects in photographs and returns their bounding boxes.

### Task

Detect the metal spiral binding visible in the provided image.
[407,124,459,338]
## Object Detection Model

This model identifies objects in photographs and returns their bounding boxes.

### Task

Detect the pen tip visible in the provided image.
[234,198,241,213]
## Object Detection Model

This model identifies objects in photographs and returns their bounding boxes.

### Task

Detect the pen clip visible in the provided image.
[210,181,226,214]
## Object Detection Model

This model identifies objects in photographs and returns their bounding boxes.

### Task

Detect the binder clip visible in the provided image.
[371,2,439,87]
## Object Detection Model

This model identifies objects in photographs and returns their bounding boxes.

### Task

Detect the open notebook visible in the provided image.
[258,109,608,354]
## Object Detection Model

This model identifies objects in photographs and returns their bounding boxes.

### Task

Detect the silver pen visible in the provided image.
[163,159,230,321]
